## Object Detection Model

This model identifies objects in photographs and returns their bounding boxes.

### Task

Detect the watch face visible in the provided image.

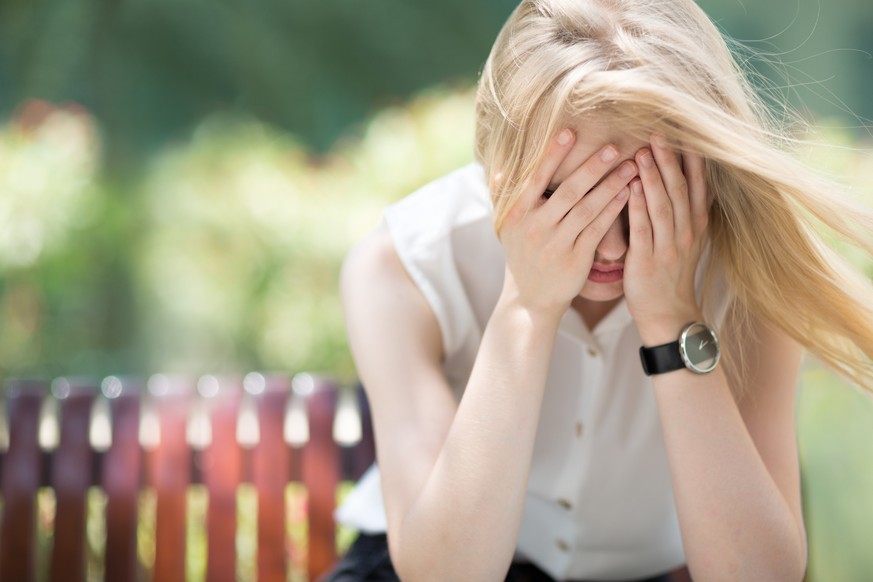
[680,322,720,374]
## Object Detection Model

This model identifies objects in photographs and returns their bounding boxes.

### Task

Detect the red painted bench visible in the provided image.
[0,374,694,582]
[0,373,375,582]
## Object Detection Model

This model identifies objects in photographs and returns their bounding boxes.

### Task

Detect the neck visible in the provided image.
[571,295,623,331]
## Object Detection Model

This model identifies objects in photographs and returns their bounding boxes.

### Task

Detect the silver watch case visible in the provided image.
[679,321,720,374]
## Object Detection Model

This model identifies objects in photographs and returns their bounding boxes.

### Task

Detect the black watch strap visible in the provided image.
[639,341,685,376]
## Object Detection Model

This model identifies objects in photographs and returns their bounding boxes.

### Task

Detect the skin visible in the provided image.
[543,121,648,327]
[340,123,807,581]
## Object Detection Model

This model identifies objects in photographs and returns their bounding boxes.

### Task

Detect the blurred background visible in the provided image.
[0,0,871,580]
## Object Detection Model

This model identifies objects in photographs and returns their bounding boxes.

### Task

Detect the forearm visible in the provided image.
[622,133,806,579]
[394,295,560,582]
[642,324,807,581]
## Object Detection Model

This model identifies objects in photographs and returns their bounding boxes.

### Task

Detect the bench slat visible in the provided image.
[103,382,143,582]
[304,378,341,582]
[50,383,96,582]
[150,380,192,582]
[204,378,242,582]
[0,382,44,582]
[253,377,291,582]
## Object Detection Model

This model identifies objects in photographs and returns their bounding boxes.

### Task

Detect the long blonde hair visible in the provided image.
[475,0,873,398]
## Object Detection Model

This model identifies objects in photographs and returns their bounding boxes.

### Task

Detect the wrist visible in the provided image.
[494,288,565,335]
[496,274,569,328]
[636,310,704,346]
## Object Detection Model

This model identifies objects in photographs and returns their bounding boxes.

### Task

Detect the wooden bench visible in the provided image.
[0,373,375,582]
[1,374,695,582]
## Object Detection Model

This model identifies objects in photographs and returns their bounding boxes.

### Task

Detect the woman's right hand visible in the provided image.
[496,128,638,319]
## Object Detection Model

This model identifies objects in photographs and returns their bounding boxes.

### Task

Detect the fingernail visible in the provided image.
[601,146,618,162]
[557,129,573,145]
[653,133,667,148]
[639,151,654,168]
[631,181,643,196]
[619,161,636,178]
[616,187,629,201]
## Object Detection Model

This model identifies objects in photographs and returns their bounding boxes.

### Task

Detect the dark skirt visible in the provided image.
[319,532,678,582]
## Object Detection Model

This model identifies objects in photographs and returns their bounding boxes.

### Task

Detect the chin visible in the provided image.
[578,280,625,303]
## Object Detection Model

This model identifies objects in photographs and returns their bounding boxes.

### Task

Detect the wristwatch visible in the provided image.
[639,321,720,376]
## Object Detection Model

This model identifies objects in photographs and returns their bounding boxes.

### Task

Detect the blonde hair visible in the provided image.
[475,0,873,398]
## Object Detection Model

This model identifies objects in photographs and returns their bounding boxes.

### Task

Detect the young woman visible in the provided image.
[325,0,873,580]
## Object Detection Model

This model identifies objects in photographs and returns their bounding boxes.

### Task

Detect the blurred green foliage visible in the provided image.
[0,89,476,380]
[798,366,873,581]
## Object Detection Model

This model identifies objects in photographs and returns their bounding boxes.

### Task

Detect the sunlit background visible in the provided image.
[0,0,872,580]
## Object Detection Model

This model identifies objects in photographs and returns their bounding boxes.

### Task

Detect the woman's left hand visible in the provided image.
[624,134,710,345]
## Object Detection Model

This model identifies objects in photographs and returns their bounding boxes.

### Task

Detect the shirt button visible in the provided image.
[557,498,573,510]
[587,348,598,357]
[556,539,571,553]
[575,421,584,438]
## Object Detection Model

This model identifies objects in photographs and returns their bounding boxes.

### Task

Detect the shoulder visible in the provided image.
[340,161,499,364]
[341,223,445,364]
[341,223,404,286]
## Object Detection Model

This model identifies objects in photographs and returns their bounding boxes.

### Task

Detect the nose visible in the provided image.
[595,209,628,262]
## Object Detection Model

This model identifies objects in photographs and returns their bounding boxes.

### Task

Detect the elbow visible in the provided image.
[388,531,445,582]
[761,553,807,582]
[389,519,512,582]
[687,530,807,582]
[688,556,806,582]
[390,537,452,582]
[387,532,413,582]
[388,528,461,582]
[774,516,808,582]
[388,516,440,582]
[794,525,809,582]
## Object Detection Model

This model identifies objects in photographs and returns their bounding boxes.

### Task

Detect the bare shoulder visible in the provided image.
[340,223,444,367]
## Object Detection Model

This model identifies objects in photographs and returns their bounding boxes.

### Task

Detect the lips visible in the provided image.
[588,264,624,283]
[591,263,623,272]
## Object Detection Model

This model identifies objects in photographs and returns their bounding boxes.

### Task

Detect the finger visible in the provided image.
[636,146,673,250]
[520,128,577,211]
[651,134,692,239]
[542,143,622,224]
[683,152,709,235]
[556,160,637,245]
[490,171,504,195]
[573,184,630,254]
[628,178,653,255]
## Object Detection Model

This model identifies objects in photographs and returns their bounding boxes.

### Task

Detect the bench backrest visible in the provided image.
[0,373,375,582]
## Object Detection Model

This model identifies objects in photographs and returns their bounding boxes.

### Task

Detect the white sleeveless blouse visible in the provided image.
[336,163,728,580]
